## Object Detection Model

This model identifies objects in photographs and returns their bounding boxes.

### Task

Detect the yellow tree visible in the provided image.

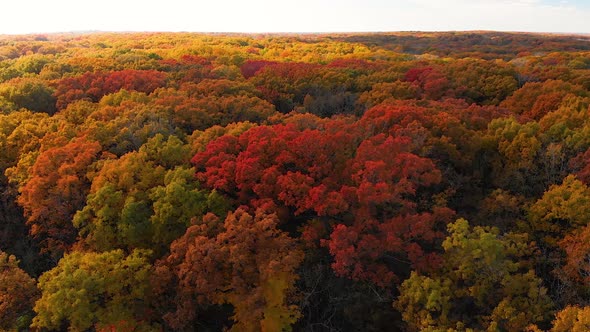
[528,175,590,248]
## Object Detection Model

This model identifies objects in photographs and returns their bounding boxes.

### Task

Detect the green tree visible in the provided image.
[74,135,225,253]
[0,78,57,114]
[396,219,552,331]
[32,249,156,331]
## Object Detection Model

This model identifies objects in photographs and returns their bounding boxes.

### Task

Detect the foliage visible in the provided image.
[0,251,38,330]
[0,31,588,330]
[32,249,156,331]
[395,219,552,331]
[18,137,102,257]
[154,208,303,331]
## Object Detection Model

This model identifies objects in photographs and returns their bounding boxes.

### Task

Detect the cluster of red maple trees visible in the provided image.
[0,31,590,331]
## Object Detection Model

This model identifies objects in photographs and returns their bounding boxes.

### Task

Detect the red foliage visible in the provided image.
[192,123,354,213]
[160,55,214,82]
[54,69,167,109]
[570,149,590,185]
[192,104,453,286]
[154,208,303,330]
[559,224,590,284]
[403,66,450,100]
[240,60,278,79]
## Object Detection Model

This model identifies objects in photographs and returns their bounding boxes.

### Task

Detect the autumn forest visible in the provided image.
[1,31,590,331]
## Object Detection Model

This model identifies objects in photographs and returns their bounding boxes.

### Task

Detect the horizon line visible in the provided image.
[1,30,589,37]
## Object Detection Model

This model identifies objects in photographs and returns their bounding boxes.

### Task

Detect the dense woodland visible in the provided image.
[1,31,590,331]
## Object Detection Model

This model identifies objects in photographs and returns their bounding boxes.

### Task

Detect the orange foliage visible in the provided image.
[18,137,102,256]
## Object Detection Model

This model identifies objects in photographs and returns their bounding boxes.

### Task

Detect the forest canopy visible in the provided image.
[0,31,590,331]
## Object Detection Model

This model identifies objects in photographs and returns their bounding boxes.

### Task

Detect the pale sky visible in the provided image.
[0,0,589,34]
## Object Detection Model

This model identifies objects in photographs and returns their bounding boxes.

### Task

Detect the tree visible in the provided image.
[548,306,590,332]
[240,60,278,79]
[73,148,163,252]
[0,111,67,272]
[486,117,544,194]
[149,167,226,251]
[500,80,587,120]
[159,54,214,83]
[80,98,177,157]
[17,137,102,258]
[559,224,590,284]
[0,251,38,330]
[324,133,451,286]
[54,69,167,109]
[74,135,225,253]
[192,104,455,287]
[403,66,450,100]
[0,77,57,114]
[151,79,277,132]
[444,58,518,105]
[357,80,419,110]
[528,175,590,248]
[154,208,303,331]
[395,219,552,331]
[32,249,156,331]
[475,189,528,233]
[555,223,590,303]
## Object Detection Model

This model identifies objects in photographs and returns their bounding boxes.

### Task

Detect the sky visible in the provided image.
[0,0,589,34]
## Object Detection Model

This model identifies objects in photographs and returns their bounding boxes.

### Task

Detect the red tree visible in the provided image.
[192,104,454,286]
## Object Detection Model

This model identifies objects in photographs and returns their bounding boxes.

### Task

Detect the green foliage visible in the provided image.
[396,219,552,331]
[32,249,156,331]
[0,78,57,114]
[149,167,211,247]
[73,135,227,254]
[73,150,165,251]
